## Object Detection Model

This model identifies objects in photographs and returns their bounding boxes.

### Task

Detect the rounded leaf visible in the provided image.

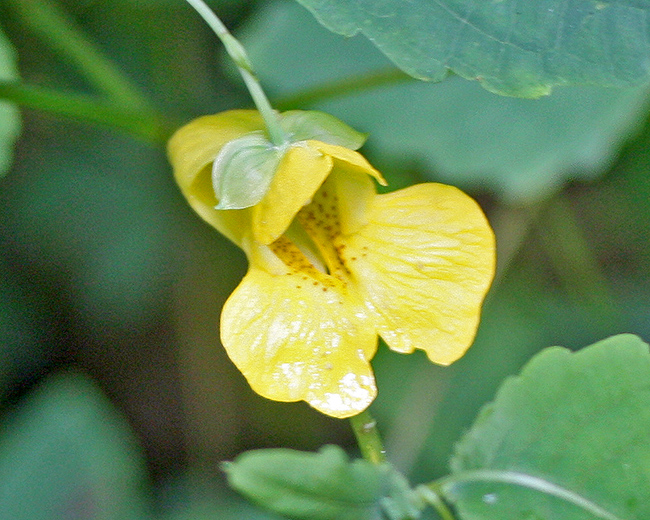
[447,334,650,519]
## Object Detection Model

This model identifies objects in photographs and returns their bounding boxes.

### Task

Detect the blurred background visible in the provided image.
[1,0,650,518]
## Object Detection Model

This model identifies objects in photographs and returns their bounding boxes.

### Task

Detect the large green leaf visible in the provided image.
[294,0,650,97]
[0,27,21,177]
[443,334,650,519]
[224,445,420,520]
[239,1,650,201]
[0,372,150,520]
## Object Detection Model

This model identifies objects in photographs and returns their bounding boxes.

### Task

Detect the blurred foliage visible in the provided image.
[0,26,20,176]
[0,0,649,519]
[0,372,150,520]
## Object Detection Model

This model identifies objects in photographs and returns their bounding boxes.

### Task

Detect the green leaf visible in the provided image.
[213,132,284,210]
[0,28,21,177]
[294,0,650,97]
[224,445,421,520]
[280,110,367,150]
[239,0,650,201]
[442,334,650,519]
[0,372,150,520]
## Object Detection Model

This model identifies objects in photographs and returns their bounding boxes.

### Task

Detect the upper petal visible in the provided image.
[167,110,264,244]
[220,255,378,418]
[340,183,496,365]
[252,143,333,245]
[308,141,387,186]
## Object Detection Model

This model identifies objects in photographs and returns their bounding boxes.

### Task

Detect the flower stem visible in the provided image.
[349,410,386,465]
[7,0,151,110]
[0,80,175,145]
[184,0,288,146]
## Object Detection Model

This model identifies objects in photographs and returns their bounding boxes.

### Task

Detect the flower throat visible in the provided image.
[269,177,355,292]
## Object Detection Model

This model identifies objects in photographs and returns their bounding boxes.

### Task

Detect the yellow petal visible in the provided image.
[220,257,378,418]
[308,141,388,186]
[331,168,377,236]
[253,143,333,245]
[167,110,264,244]
[341,183,496,365]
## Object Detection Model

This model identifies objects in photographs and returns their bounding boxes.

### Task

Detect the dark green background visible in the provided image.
[1,0,649,518]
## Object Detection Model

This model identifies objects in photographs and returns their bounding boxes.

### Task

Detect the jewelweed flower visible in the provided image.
[169,110,495,418]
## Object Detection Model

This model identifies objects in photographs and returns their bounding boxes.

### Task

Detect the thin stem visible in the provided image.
[416,484,458,520]
[184,0,287,146]
[274,68,415,110]
[7,0,150,110]
[349,410,386,465]
[0,81,175,145]
[435,470,622,520]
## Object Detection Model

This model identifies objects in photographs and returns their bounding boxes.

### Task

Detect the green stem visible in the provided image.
[184,0,287,146]
[349,410,386,465]
[0,81,175,145]
[7,0,150,110]
[274,67,414,110]
[416,484,457,520]
[434,470,622,520]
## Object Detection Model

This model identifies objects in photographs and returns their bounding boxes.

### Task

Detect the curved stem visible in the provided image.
[436,470,622,520]
[184,0,287,146]
[0,81,176,145]
[349,410,386,465]
[416,484,458,520]
[7,0,150,110]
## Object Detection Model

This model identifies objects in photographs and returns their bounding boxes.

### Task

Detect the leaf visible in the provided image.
[0,372,150,520]
[0,27,21,177]
[443,334,650,520]
[294,0,650,97]
[238,0,650,202]
[224,445,421,520]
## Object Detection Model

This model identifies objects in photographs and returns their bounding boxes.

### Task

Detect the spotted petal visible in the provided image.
[220,250,378,418]
[341,183,496,365]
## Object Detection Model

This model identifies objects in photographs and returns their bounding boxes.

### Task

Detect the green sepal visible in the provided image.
[212,111,367,210]
[212,131,286,210]
[223,444,423,520]
[280,110,367,150]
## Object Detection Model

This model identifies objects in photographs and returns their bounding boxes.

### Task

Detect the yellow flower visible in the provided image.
[168,110,496,418]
